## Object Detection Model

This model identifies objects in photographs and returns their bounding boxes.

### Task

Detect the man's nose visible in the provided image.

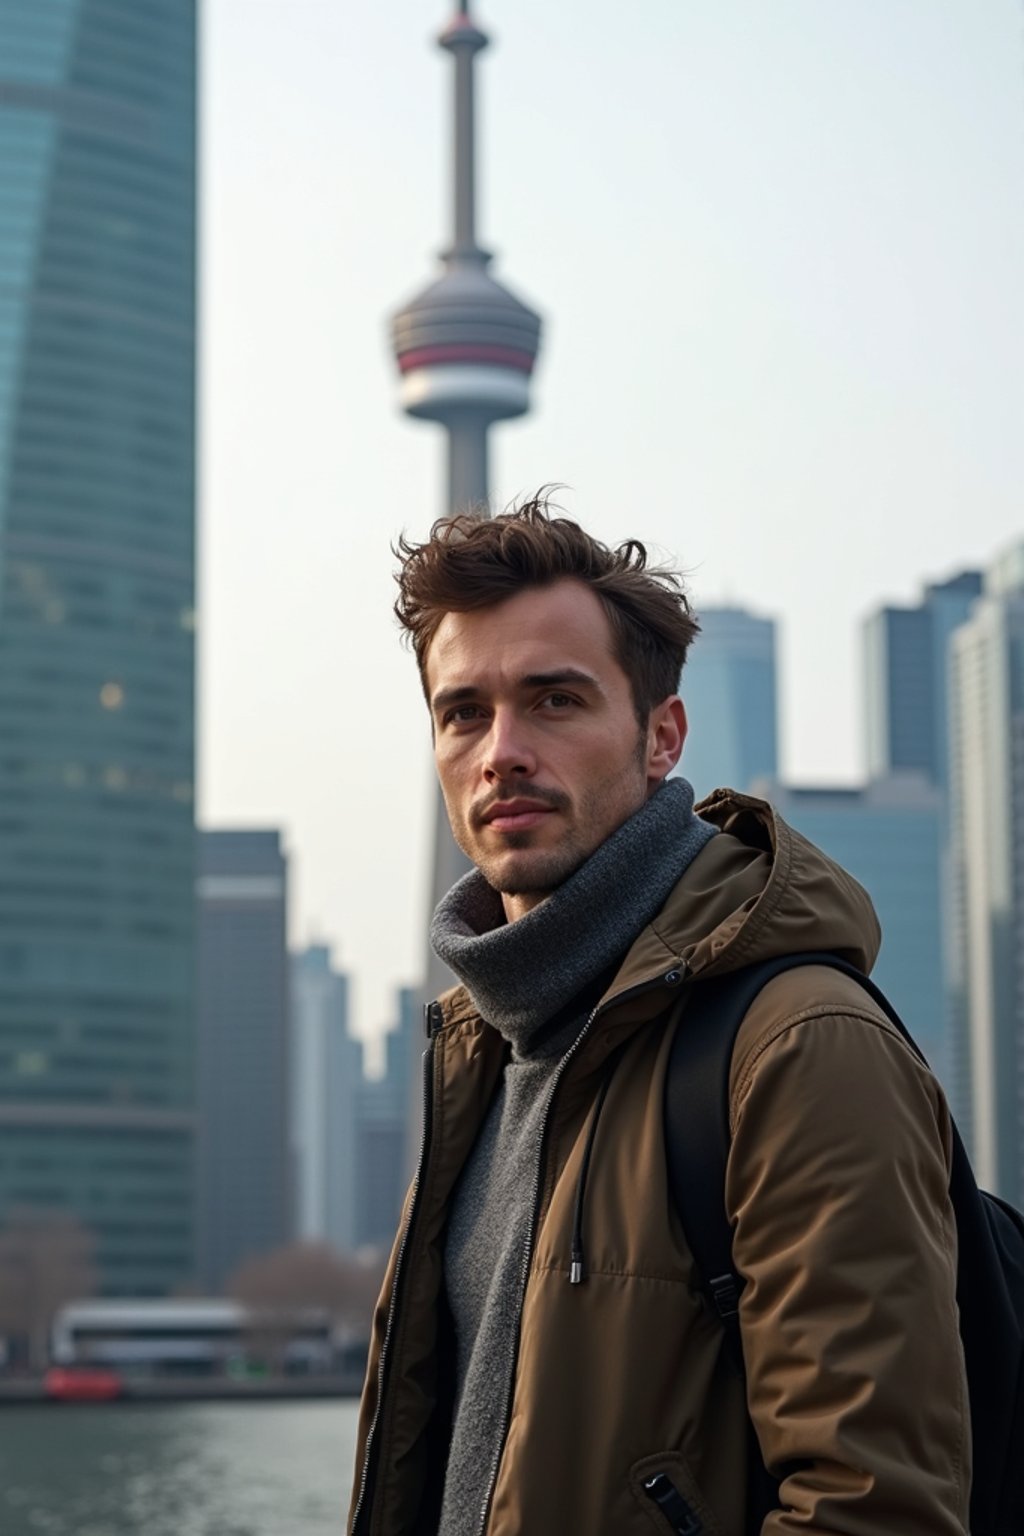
[482,710,536,782]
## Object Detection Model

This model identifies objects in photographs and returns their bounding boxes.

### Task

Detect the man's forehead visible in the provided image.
[426,635,600,696]
[425,583,617,687]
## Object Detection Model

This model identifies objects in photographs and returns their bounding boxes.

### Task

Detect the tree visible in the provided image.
[0,1208,98,1371]
[227,1241,384,1337]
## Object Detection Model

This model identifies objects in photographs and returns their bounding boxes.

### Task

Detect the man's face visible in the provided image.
[425,579,685,920]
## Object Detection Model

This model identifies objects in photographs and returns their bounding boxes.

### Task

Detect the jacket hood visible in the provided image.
[610,789,882,997]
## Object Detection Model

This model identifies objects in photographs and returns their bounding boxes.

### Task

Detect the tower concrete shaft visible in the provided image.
[448,413,489,518]
[391,2,543,1005]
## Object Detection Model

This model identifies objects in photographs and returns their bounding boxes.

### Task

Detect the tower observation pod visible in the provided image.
[391,1,542,517]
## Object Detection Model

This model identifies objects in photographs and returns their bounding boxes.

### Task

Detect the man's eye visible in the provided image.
[545,693,575,708]
[444,705,481,725]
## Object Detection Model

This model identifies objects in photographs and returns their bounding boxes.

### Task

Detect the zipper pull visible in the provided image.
[423,1000,443,1038]
[642,1472,703,1535]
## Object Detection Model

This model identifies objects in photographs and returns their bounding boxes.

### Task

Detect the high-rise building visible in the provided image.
[355,988,417,1253]
[290,945,362,1253]
[862,570,984,1160]
[392,1,543,1003]
[0,3,197,1294]
[677,606,778,800]
[196,832,291,1291]
[754,776,947,1091]
[948,547,1024,1204]
[863,571,982,791]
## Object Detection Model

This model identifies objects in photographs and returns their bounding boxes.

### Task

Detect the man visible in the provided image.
[348,496,968,1536]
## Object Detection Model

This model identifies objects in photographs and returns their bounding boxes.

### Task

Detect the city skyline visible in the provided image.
[199,0,1024,1040]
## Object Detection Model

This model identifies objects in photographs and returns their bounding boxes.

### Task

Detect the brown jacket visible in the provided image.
[348,792,970,1535]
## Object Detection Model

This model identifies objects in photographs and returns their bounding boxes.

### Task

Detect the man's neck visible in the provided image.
[501,888,549,923]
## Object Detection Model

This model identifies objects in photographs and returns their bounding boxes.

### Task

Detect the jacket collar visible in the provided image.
[433,790,881,1040]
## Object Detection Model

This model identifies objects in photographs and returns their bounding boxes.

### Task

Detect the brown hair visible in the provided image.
[393,489,699,724]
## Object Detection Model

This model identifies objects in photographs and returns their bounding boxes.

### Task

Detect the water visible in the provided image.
[0,1399,361,1536]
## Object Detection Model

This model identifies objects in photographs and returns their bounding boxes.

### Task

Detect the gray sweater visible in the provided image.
[429,777,716,1536]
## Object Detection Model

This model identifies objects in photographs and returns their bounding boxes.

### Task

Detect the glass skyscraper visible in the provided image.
[862,568,988,1176]
[757,776,947,1095]
[355,988,417,1253]
[675,605,778,801]
[863,570,982,791]
[0,2,197,1293]
[948,547,1024,1205]
[197,832,290,1293]
[291,945,362,1255]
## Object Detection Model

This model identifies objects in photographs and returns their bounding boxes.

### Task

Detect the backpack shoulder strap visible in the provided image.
[665,950,890,1353]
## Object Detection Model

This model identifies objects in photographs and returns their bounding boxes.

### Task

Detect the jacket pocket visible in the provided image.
[629,1453,725,1536]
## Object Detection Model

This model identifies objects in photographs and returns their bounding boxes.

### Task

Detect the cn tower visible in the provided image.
[391,0,543,1001]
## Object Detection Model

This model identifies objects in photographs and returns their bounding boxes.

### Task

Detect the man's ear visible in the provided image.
[646,696,687,786]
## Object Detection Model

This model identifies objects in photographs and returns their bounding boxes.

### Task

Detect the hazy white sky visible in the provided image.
[199,0,1024,1040]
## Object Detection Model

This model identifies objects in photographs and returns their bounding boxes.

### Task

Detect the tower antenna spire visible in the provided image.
[439,0,490,262]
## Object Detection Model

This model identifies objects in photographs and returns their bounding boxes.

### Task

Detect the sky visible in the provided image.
[199,0,1024,1042]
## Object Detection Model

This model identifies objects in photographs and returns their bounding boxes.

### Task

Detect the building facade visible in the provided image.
[677,606,778,801]
[355,988,416,1253]
[196,832,291,1292]
[290,945,362,1254]
[948,549,1024,1204]
[863,570,982,791]
[862,569,984,1153]
[0,1,197,1294]
[757,776,948,1093]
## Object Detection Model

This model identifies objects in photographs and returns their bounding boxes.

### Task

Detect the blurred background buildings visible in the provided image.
[291,945,359,1253]
[863,572,983,792]
[947,549,1024,1206]
[196,829,291,1292]
[0,0,1021,1376]
[752,775,945,1081]
[673,606,778,801]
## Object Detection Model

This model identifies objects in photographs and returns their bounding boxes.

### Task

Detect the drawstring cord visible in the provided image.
[569,1049,625,1284]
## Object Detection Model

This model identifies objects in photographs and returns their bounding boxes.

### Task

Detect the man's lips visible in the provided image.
[479,800,557,832]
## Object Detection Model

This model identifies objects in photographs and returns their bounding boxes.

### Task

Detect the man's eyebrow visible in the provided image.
[430,684,479,716]
[519,668,605,695]
[430,668,605,717]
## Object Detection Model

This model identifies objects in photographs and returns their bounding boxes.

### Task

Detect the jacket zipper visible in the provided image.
[473,964,688,1536]
[642,1471,704,1535]
[349,1010,440,1534]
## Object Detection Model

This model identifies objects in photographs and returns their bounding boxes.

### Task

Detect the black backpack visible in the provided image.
[665,951,1024,1536]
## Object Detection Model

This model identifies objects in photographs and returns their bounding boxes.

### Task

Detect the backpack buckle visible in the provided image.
[709,1271,740,1319]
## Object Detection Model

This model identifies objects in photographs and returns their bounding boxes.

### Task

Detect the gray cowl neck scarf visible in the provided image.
[430,774,717,1052]
[427,776,717,1536]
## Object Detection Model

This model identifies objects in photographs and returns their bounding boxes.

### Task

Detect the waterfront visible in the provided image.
[0,1399,360,1536]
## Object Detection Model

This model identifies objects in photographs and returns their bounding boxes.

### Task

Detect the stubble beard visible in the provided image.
[455,727,651,899]
[476,821,592,898]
